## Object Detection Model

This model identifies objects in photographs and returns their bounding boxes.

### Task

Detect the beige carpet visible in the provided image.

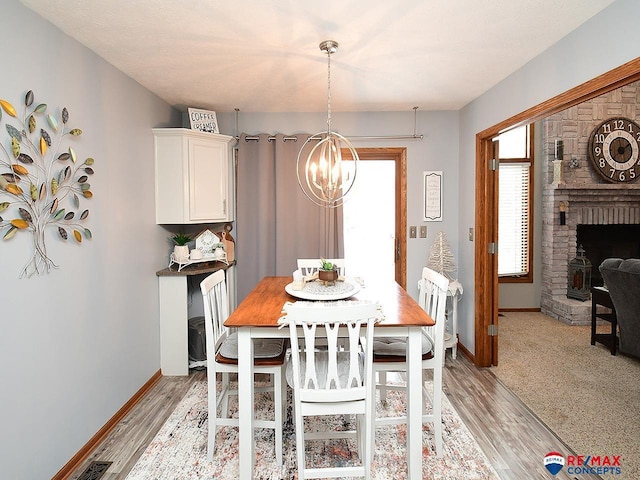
[492,312,640,479]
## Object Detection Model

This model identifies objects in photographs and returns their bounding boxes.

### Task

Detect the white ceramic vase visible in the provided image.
[173,245,189,262]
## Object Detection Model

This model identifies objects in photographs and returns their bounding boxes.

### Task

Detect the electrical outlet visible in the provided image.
[409,226,417,238]
[419,226,427,238]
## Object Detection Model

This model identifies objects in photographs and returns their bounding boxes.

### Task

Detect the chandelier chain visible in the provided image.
[326,49,332,134]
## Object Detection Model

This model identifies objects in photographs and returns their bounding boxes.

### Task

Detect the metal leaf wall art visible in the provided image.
[0,90,94,277]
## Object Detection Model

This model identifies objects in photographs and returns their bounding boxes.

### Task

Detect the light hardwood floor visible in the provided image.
[67,355,600,480]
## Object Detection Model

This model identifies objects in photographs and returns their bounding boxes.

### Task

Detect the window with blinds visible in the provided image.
[498,162,530,276]
[497,124,533,281]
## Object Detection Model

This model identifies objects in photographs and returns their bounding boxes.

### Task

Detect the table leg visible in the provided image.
[237,328,255,480]
[406,327,422,479]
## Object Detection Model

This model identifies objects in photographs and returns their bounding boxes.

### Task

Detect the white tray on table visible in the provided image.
[285,278,360,301]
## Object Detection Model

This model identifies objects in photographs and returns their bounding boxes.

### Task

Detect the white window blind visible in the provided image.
[498,162,530,277]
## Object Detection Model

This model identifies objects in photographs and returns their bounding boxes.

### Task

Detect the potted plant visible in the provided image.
[171,231,192,262]
[318,258,338,285]
[212,242,226,259]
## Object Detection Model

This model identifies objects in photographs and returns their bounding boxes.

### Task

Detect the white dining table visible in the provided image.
[224,276,434,480]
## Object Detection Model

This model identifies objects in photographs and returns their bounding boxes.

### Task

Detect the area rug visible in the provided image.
[126,380,498,479]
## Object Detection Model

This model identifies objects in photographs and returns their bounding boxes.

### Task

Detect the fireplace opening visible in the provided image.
[576,224,640,287]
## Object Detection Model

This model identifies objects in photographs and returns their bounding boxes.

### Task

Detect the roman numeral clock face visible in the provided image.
[588,117,640,183]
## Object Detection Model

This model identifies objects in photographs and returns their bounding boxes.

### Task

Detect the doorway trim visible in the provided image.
[343,147,407,288]
[474,57,640,367]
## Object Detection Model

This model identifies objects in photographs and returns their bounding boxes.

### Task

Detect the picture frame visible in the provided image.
[423,171,443,221]
[187,107,219,134]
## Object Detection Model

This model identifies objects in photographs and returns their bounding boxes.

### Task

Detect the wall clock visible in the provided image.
[588,117,640,183]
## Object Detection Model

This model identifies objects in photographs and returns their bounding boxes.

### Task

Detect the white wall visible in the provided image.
[216,110,460,301]
[458,0,640,352]
[0,2,178,478]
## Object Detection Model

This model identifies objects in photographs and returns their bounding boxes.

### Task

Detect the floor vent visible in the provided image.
[76,461,112,480]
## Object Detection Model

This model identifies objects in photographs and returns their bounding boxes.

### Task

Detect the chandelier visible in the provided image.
[296,40,359,208]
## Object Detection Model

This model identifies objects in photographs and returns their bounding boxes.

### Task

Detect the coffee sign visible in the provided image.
[188,107,219,134]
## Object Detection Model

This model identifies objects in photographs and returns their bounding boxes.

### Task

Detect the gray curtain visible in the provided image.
[236,133,343,302]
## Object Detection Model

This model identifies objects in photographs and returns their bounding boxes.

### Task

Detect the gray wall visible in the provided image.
[457,0,640,351]
[0,2,178,478]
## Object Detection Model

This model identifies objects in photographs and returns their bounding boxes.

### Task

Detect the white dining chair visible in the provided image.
[371,267,449,455]
[297,258,346,277]
[282,300,378,479]
[200,270,287,465]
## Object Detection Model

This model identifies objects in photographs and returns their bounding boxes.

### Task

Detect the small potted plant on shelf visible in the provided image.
[318,258,338,285]
[171,231,192,262]
[212,242,226,260]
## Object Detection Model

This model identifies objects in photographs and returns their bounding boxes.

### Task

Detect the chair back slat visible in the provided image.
[302,322,319,389]
[418,267,450,362]
[297,258,346,277]
[200,270,229,353]
[346,322,364,388]
[324,322,340,389]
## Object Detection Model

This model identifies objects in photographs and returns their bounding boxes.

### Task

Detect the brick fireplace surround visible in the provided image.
[541,82,640,324]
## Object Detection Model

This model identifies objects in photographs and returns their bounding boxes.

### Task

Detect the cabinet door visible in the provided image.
[188,137,228,221]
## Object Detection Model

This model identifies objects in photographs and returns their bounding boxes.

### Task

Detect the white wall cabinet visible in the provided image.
[154,128,235,224]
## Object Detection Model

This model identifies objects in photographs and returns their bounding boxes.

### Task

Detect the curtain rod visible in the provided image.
[238,133,423,142]
[234,107,424,142]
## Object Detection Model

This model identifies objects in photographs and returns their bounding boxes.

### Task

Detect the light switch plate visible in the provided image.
[409,226,417,238]
[419,226,427,238]
[469,227,474,241]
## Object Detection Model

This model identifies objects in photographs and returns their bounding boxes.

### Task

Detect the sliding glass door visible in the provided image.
[343,160,396,282]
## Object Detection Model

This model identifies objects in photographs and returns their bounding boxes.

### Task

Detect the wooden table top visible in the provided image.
[225,276,434,328]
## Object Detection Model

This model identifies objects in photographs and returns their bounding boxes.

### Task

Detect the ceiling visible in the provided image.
[21,0,614,113]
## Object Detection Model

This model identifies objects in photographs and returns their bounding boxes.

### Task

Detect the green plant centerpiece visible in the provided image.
[318,257,338,285]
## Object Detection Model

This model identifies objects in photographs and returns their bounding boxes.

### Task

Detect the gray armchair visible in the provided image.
[599,258,640,358]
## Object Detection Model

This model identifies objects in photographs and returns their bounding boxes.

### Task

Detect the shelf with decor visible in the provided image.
[168,251,228,272]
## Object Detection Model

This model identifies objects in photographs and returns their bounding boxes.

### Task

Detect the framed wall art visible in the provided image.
[423,171,443,222]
